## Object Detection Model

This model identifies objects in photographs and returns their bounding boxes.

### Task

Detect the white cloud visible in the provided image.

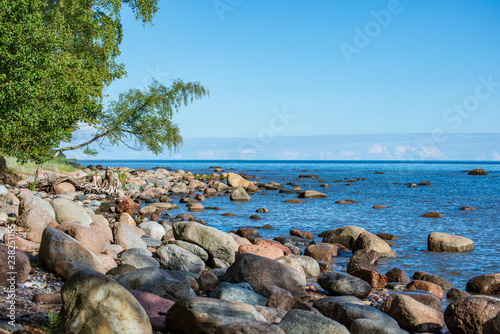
[196,150,215,159]
[340,150,361,159]
[367,143,389,154]
[419,146,444,159]
[493,151,500,161]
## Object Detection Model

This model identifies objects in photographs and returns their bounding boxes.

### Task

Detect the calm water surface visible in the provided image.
[79,160,500,291]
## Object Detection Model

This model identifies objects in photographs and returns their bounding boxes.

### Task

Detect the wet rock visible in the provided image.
[187,202,205,212]
[318,271,372,299]
[224,253,306,296]
[377,233,398,241]
[336,303,399,329]
[351,269,387,288]
[427,232,475,252]
[216,321,286,334]
[257,208,269,213]
[447,288,470,300]
[347,260,376,274]
[211,282,268,306]
[320,226,366,249]
[413,271,453,290]
[116,267,192,301]
[305,244,337,263]
[422,212,443,218]
[57,270,152,334]
[298,190,327,198]
[0,244,30,285]
[444,296,500,334]
[285,199,306,204]
[373,205,388,209]
[51,198,93,226]
[173,221,237,268]
[418,181,433,186]
[405,280,443,300]
[113,222,147,250]
[352,231,397,258]
[231,187,251,201]
[274,236,314,247]
[468,168,488,175]
[290,229,315,239]
[380,294,445,333]
[351,249,380,264]
[238,244,284,260]
[39,227,104,273]
[155,244,205,274]
[460,206,476,211]
[129,289,174,332]
[165,297,266,334]
[386,268,411,283]
[466,273,500,294]
[277,309,349,334]
[290,255,320,278]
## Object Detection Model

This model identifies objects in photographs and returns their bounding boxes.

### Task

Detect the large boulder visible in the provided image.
[227,173,252,189]
[277,309,349,334]
[335,303,400,329]
[113,222,147,250]
[16,208,57,232]
[0,244,30,286]
[155,244,205,274]
[167,240,209,262]
[413,271,453,290]
[56,270,152,334]
[290,255,320,278]
[211,282,268,306]
[468,168,488,175]
[56,222,108,255]
[19,195,55,218]
[352,231,397,258]
[466,273,500,295]
[216,321,285,334]
[138,221,165,241]
[90,215,113,243]
[224,253,306,296]
[313,296,365,319]
[317,271,372,299]
[320,226,366,249]
[115,267,192,302]
[173,221,237,268]
[50,198,92,226]
[350,319,409,334]
[39,228,104,273]
[484,312,500,334]
[298,190,327,199]
[129,289,174,332]
[444,296,500,334]
[380,294,445,333]
[164,297,266,334]
[427,232,475,252]
[230,187,251,201]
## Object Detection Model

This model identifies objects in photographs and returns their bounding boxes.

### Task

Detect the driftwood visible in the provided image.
[37,169,118,196]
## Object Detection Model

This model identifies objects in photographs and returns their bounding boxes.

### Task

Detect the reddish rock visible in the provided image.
[466,273,500,295]
[249,214,261,220]
[422,212,443,218]
[460,206,476,211]
[33,293,62,304]
[0,244,30,285]
[351,249,380,264]
[56,222,108,255]
[290,229,315,239]
[199,272,219,292]
[405,280,443,300]
[54,261,94,281]
[377,233,399,240]
[116,199,141,215]
[304,244,336,264]
[373,205,388,209]
[351,269,387,288]
[318,261,333,272]
[3,234,39,252]
[236,228,259,238]
[445,296,500,334]
[238,244,284,260]
[386,268,411,283]
[54,182,76,194]
[254,239,292,254]
[267,292,319,313]
[285,199,306,204]
[130,289,174,332]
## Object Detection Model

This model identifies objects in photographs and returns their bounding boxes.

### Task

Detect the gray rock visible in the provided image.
[318,271,372,299]
[167,240,209,262]
[115,267,192,301]
[336,303,399,329]
[277,309,349,334]
[20,194,56,218]
[216,321,285,334]
[211,282,268,306]
[141,236,162,247]
[173,221,237,268]
[0,185,7,196]
[138,221,165,240]
[350,319,409,334]
[313,296,365,319]
[290,255,320,278]
[16,208,57,231]
[320,226,366,249]
[120,248,152,259]
[121,254,159,269]
[39,228,104,273]
[165,297,266,333]
[50,198,92,226]
[113,222,147,250]
[352,231,397,258]
[155,244,205,274]
[56,270,152,334]
[230,187,251,201]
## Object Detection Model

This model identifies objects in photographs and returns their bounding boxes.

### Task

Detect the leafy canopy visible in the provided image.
[0,0,159,163]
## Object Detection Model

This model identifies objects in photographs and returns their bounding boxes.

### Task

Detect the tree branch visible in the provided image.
[54,130,109,157]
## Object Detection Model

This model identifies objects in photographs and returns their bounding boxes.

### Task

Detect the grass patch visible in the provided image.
[4,155,79,175]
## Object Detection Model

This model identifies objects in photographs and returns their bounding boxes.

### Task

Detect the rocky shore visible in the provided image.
[0,165,499,333]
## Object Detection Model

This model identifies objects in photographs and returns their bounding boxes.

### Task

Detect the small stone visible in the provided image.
[422,212,443,218]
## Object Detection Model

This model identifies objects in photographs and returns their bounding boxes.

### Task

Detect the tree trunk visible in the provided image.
[54,131,108,157]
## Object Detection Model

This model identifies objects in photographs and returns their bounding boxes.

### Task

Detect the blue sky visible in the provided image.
[65,0,500,160]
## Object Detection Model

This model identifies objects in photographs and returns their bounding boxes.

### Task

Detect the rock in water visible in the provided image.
[165,297,266,334]
[230,187,251,201]
[317,271,372,299]
[445,296,500,334]
[468,168,488,175]
[173,221,237,268]
[466,273,500,295]
[227,173,252,189]
[320,226,366,249]
[351,231,397,258]
[224,253,306,296]
[57,270,152,334]
[427,232,474,252]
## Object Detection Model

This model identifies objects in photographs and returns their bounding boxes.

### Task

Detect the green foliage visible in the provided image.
[58,79,209,156]
[44,311,62,333]
[0,0,159,163]
[195,174,213,180]
[3,154,78,175]
[117,171,128,186]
